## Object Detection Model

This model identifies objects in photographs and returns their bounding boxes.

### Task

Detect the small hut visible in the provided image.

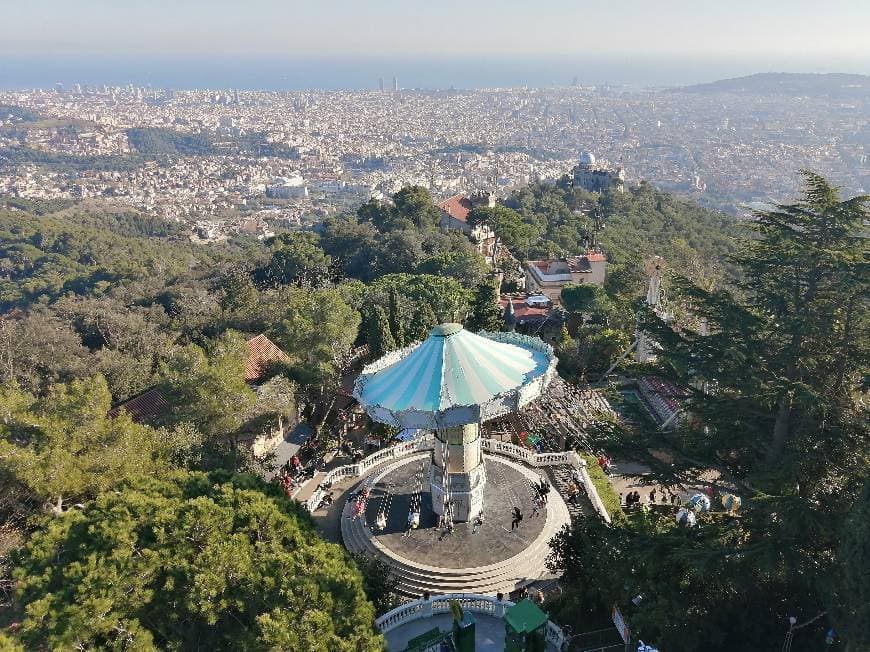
[504,599,548,652]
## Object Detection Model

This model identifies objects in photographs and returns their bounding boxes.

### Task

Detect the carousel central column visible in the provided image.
[430,422,486,522]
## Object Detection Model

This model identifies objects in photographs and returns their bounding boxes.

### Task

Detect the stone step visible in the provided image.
[342,516,559,583]
[341,489,569,596]
[340,455,576,597]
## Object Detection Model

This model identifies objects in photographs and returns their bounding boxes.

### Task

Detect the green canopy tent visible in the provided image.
[504,599,549,652]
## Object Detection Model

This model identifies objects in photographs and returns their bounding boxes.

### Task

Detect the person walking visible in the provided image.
[567,484,579,505]
[511,506,523,531]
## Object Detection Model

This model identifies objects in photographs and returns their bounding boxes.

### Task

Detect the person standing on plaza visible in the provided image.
[511,506,523,530]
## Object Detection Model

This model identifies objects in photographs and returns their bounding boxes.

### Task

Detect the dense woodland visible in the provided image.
[0,175,866,651]
[550,173,869,651]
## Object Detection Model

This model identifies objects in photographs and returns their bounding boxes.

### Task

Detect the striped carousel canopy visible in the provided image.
[353,323,557,429]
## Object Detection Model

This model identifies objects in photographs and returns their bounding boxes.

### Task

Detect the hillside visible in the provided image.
[672,72,870,98]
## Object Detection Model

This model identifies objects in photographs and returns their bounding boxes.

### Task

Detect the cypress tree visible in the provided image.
[387,287,405,347]
[366,305,395,359]
[466,280,503,332]
[407,302,438,342]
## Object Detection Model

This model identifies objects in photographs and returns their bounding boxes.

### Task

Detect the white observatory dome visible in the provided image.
[578,151,596,166]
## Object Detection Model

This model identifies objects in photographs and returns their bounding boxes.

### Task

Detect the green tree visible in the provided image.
[274,287,361,431]
[554,325,578,377]
[366,305,396,360]
[320,216,379,281]
[0,310,91,396]
[387,287,406,348]
[407,302,438,342]
[353,554,400,616]
[0,376,186,514]
[371,229,426,278]
[417,247,489,289]
[218,264,260,314]
[370,274,470,324]
[559,173,869,650]
[275,287,362,388]
[830,479,870,651]
[561,283,612,323]
[575,327,630,377]
[468,205,540,257]
[466,280,502,332]
[8,471,383,651]
[356,197,395,231]
[159,331,256,441]
[556,325,574,352]
[392,185,442,230]
[257,232,333,288]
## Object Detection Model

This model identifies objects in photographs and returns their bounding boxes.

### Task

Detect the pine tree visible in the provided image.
[9,472,383,650]
[366,305,395,359]
[466,280,502,332]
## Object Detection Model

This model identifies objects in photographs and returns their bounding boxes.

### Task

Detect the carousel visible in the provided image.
[354,323,557,523]
[343,323,573,595]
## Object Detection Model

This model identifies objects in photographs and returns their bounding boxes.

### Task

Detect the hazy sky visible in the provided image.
[1,0,868,59]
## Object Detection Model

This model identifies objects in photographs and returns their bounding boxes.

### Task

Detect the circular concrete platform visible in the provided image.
[342,453,571,595]
[366,456,547,568]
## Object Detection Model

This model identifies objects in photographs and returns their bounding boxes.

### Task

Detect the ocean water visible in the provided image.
[1,54,868,91]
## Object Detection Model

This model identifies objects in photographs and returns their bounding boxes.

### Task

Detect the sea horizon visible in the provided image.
[2,53,869,91]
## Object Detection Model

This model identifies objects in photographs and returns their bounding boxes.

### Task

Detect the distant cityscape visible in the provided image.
[1,79,868,240]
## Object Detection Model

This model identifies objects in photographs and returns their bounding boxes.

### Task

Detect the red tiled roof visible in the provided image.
[438,194,474,223]
[499,294,552,321]
[586,252,607,262]
[246,334,290,382]
[527,260,563,275]
[108,387,169,423]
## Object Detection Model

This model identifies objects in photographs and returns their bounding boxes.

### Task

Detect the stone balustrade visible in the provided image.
[376,593,566,649]
[302,431,611,527]
[480,438,580,469]
[303,434,435,512]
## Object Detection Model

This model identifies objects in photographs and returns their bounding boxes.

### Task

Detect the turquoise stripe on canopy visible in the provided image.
[356,326,552,419]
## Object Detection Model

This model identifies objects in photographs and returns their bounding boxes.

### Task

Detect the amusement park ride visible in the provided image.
[354,323,557,523]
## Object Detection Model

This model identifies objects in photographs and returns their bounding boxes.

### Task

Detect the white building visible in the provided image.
[524,252,607,303]
[266,174,308,199]
[572,151,625,193]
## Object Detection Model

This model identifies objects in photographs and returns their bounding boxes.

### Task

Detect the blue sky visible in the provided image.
[1,0,868,59]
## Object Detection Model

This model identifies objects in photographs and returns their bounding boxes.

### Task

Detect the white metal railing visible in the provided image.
[376,593,567,649]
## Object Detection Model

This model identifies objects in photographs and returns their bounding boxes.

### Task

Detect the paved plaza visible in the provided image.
[364,456,550,569]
